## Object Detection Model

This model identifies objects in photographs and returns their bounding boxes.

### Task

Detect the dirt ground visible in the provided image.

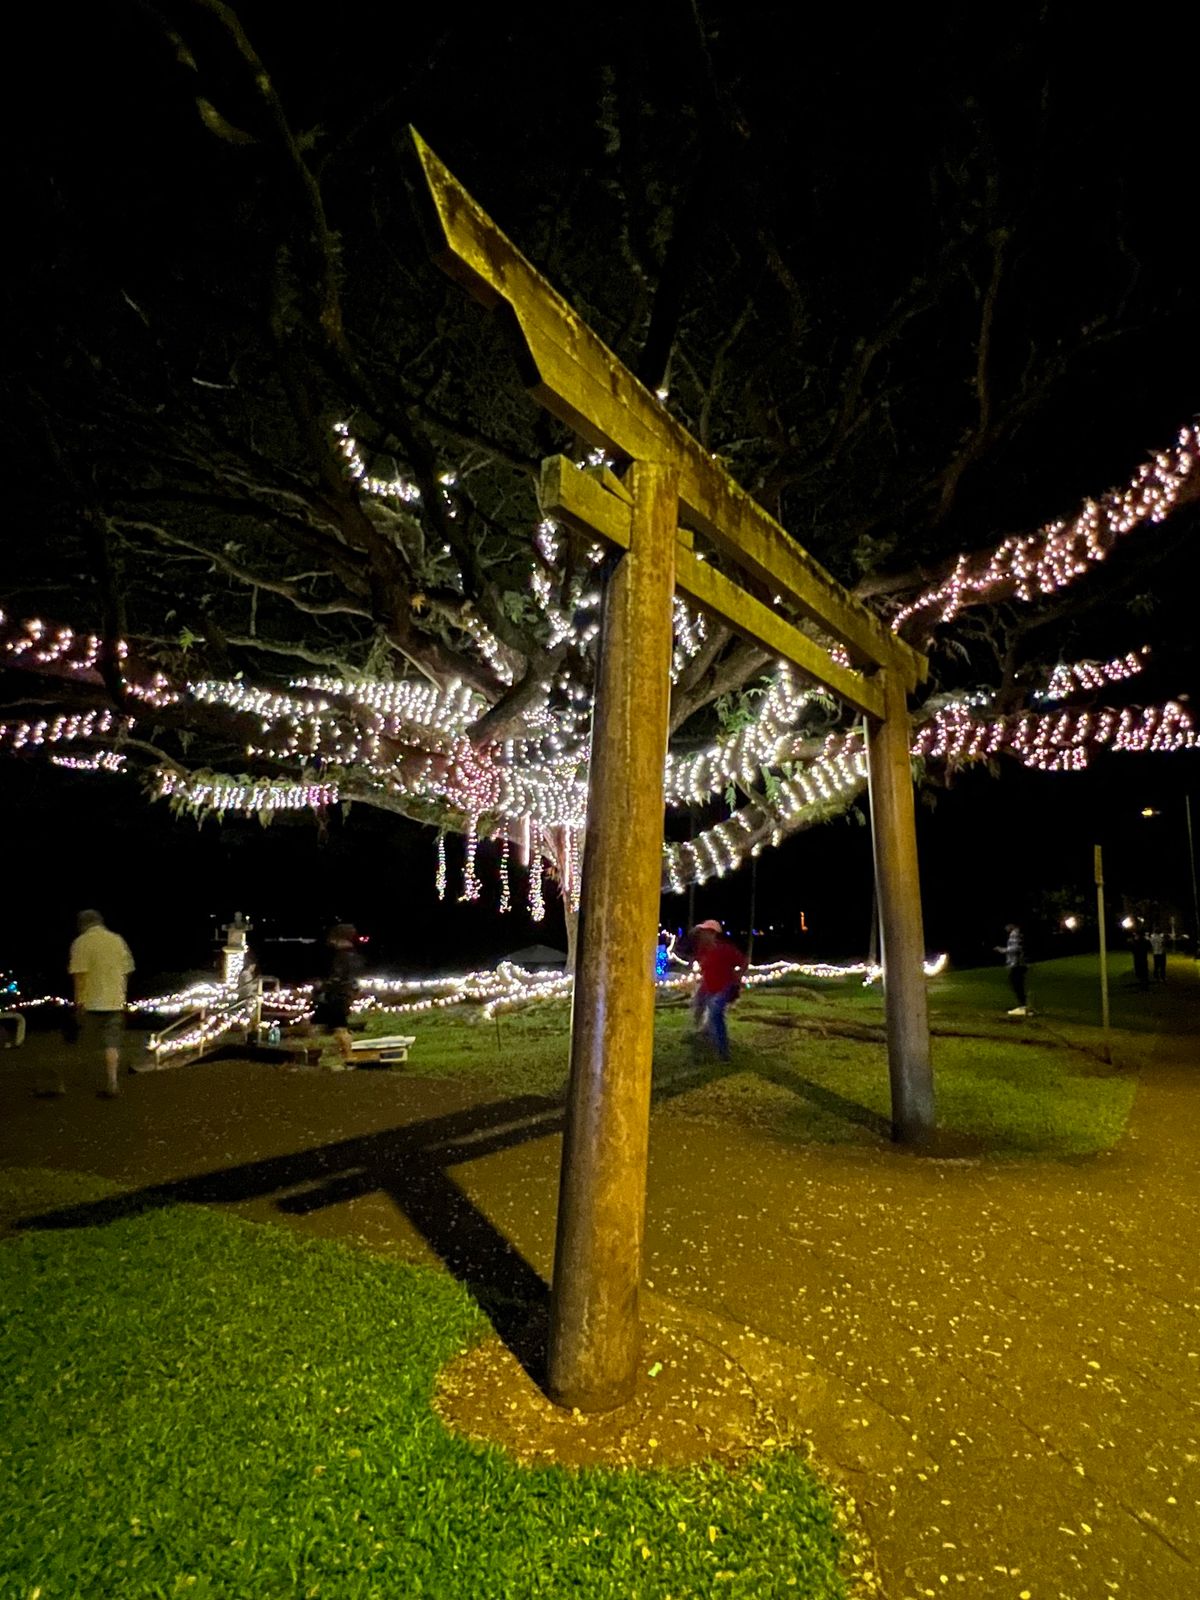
[3,990,1199,1599]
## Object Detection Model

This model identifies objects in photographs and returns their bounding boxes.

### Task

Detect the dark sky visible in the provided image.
[2,4,1198,990]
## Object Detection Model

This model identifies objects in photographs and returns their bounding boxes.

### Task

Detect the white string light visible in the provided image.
[498,831,512,913]
[892,422,1200,634]
[4,412,1199,910]
[908,696,1197,771]
[1039,648,1148,701]
[156,771,340,812]
[529,819,546,922]
[0,709,128,752]
[49,750,126,773]
[460,812,482,902]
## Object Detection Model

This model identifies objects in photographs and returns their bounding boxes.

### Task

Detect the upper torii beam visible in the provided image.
[408,129,933,1414]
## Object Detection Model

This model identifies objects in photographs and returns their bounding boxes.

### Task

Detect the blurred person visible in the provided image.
[996,923,1028,1016]
[68,909,135,1098]
[315,923,363,1060]
[1149,929,1167,984]
[689,919,746,1062]
[1130,927,1150,991]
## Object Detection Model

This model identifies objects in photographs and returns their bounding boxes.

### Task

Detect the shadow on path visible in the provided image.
[15,1053,887,1382]
[752,1059,892,1140]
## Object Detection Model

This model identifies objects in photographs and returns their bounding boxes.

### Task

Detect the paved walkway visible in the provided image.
[3,985,1198,1599]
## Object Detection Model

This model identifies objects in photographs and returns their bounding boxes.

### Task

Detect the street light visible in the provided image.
[1062,914,1080,931]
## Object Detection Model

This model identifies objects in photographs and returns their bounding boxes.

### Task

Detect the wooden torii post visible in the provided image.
[409,131,933,1413]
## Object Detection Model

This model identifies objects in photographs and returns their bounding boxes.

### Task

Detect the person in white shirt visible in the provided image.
[1149,929,1167,984]
[68,910,135,1098]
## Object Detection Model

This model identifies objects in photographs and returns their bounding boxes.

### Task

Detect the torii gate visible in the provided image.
[408,131,933,1413]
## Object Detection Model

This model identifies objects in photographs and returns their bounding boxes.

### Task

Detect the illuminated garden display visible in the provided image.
[2,415,1196,912]
[6,16,1200,1600]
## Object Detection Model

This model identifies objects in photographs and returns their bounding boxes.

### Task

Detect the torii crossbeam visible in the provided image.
[409,130,933,1413]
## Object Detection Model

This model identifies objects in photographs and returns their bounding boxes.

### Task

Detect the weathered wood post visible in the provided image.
[546,460,677,1412]
[866,671,935,1141]
[408,129,937,1400]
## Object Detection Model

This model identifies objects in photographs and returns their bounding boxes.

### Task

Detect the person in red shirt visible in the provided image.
[689,919,746,1061]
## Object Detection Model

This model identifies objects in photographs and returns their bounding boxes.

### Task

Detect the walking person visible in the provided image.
[689,919,746,1062]
[315,923,363,1061]
[68,909,135,1098]
[996,923,1029,1016]
[1149,929,1167,984]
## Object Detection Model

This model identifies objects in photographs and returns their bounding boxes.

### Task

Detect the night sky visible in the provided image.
[2,5,1198,992]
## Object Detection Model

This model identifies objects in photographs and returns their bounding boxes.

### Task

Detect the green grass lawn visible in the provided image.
[362,954,1165,1158]
[3,958,1187,1595]
[0,1168,846,1600]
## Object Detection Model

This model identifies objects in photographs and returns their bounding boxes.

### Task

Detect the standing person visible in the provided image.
[689,919,746,1061]
[316,923,363,1061]
[68,909,135,1098]
[996,923,1028,1016]
[1130,928,1150,991]
[1149,929,1167,984]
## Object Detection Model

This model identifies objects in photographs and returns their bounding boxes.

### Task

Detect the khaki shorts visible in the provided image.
[84,1011,125,1051]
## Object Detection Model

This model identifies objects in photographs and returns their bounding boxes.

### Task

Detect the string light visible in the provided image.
[460,610,515,686]
[566,825,581,913]
[892,422,1200,634]
[664,664,813,807]
[156,771,340,812]
[49,750,126,773]
[908,697,1196,771]
[671,597,708,679]
[1039,649,1148,701]
[0,709,128,752]
[498,831,512,913]
[529,820,546,921]
[331,421,422,503]
[460,813,481,901]
[4,413,1199,909]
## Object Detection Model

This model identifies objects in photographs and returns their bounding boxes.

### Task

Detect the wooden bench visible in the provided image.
[348,1034,416,1068]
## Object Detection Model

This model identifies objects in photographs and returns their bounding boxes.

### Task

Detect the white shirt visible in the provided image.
[69,926,135,1012]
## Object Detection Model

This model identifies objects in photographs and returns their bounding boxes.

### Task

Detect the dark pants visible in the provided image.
[692,985,735,1060]
[1008,964,1027,1007]
[1153,952,1167,983]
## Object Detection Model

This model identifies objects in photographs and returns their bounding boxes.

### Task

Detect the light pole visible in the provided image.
[1094,846,1111,1059]
[747,854,758,964]
[1187,795,1200,962]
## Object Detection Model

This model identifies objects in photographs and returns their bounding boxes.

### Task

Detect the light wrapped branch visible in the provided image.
[889,420,1200,636]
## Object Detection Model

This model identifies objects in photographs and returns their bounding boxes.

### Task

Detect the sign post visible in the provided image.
[1094,845,1111,1060]
[1186,795,1200,962]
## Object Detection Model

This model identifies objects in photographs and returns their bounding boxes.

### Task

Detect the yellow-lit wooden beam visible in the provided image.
[539,455,634,546]
[409,130,926,690]
[539,456,885,718]
[674,549,885,720]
